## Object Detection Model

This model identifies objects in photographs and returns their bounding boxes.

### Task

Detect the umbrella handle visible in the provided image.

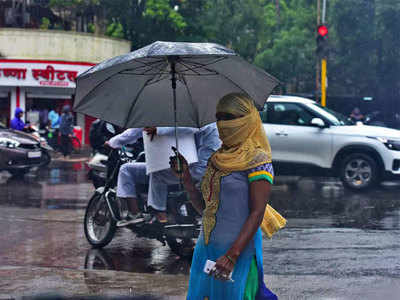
[170,57,181,174]
[172,147,182,174]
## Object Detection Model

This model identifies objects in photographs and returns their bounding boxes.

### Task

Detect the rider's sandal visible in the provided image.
[117,213,145,227]
[147,215,168,226]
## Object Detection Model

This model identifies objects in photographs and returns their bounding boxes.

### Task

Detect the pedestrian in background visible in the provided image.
[48,107,60,149]
[349,107,364,123]
[59,105,74,159]
[48,108,60,129]
[170,93,284,300]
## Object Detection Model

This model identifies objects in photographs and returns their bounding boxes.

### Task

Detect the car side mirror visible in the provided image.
[310,118,326,128]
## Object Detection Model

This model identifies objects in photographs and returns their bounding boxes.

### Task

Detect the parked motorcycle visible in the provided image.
[83,148,200,257]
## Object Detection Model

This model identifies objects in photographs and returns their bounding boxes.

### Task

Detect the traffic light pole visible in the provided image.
[316,0,321,102]
[321,58,327,107]
[321,0,327,107]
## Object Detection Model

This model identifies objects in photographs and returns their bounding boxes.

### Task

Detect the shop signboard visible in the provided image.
[0,60,93,88]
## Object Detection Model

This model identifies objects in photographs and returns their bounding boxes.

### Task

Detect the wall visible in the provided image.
[0,28,131,63]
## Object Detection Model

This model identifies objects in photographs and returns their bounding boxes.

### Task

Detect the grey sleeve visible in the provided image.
[108,128,143,148]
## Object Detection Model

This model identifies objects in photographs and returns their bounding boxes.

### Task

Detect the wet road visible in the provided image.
[1,161,400,299]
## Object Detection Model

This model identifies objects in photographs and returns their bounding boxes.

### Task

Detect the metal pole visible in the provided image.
[316,0,321,102]
[170,57,181,173]
[321,0,327,106]
[321,58,327,107]
[322,0,327,24]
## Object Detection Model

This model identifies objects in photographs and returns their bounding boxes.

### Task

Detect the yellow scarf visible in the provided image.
[201,93,286,242]
[211,95,272,171]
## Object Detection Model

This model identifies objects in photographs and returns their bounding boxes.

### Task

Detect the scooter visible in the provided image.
[24,124,53,167]
[83,148,200,257]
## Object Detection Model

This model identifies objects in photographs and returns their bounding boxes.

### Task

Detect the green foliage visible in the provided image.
[105,22,124,39]
[99,0,189,48]
[38,0,400,101]
[39,17,50,30]
[328,0,400,101]
[87,23,95,33]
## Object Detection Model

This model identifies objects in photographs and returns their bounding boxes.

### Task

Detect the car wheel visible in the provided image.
[339,153,380,191]
[41,150,51,167]
[8,168,30,176]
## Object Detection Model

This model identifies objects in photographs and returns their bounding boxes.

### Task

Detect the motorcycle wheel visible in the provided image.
[84,249,115,271]
[166,237,195,258]
[84,192,116,248]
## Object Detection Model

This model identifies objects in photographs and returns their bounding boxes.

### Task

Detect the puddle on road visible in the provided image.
[1,162,399,229]
[270,177,400,230]
[84,245,192,275]
[1,162,400,276]
[0,161,93,210]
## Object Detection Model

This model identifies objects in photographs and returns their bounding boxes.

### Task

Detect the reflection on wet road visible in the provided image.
[0,161,93,209]
[1,162,400,298]
[270,177,400,230]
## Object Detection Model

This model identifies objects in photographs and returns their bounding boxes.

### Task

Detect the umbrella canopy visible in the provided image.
[74,41,279,128]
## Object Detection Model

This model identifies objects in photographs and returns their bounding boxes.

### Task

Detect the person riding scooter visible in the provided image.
[10,108,31,131]
[105,124,220,227]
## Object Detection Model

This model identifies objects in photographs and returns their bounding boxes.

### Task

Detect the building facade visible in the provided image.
[0,28,131,144]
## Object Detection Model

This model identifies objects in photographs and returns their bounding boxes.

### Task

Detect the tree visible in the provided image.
[254,0,316,93]
[101,0,187,49]
[328,0,400,115]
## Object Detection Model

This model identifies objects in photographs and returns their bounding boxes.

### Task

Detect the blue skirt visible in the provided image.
[187,229,278,300]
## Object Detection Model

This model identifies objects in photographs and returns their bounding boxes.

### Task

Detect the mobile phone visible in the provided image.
[203,259,234,282]
[203,259,216,274]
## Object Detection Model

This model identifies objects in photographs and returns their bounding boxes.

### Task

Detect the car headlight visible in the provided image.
[371,137,400,151]
[0,137,20,148]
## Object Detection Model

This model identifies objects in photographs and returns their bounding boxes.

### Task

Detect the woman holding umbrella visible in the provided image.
[170,93,280,300]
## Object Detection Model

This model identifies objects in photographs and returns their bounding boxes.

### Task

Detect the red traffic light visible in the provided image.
[318,25,328,37]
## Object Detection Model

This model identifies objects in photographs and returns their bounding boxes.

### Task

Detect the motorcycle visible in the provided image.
[83,147,200,257]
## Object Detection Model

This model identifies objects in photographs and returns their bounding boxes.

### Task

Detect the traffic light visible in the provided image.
[316,25,328,57]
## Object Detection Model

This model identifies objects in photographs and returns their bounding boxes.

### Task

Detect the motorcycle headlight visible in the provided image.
[371,137,400,151]
[0,137,20,148]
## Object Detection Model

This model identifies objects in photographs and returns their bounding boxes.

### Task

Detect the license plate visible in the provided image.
[28,151,42,158]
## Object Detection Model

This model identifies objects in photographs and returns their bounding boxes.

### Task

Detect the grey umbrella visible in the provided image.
[74,41,279,153]
[74,41,279,127]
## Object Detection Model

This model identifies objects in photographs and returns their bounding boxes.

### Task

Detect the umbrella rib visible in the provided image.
[122,59,167,75]
[123,60,165,75]
[205,67,250,96]
[181,75,200,128]
[122,76,155,128]
[177,57,228,75]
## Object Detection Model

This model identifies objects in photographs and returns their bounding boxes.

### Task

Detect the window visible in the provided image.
[268,103,316,126]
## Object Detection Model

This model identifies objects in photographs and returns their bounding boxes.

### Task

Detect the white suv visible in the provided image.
[262,95,400,190]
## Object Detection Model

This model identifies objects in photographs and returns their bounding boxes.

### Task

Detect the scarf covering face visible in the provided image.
[211,93,272,171]
[201,93,286,244]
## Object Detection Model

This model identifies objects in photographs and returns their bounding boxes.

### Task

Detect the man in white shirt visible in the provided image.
[106,126,220,226]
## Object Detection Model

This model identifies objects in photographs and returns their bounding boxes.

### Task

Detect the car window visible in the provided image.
[310,103,353,126]
[268,103,316,126]
[260,103,269,122]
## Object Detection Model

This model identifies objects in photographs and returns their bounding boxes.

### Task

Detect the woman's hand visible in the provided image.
[211,254,236,281]
[169,147,189,178]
